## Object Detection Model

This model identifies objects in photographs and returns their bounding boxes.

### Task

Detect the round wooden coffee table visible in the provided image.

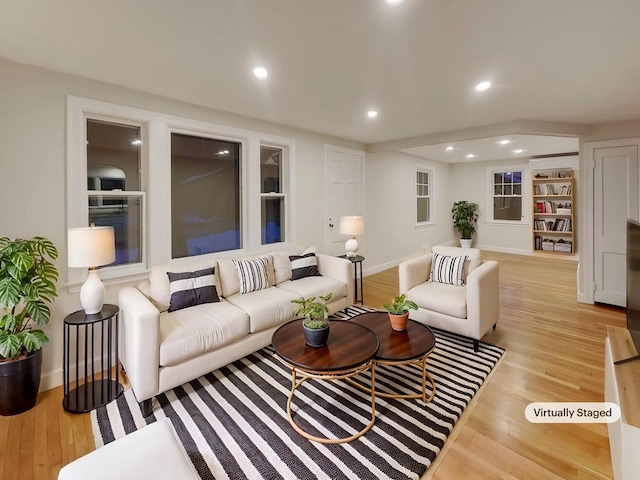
[272,319,379,444]
[350,311,436,402]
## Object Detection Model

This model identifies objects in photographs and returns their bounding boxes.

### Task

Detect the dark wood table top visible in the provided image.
[350,311,436,361]
[272,319,379,372]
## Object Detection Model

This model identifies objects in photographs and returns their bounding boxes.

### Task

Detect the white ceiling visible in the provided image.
[0,0,638,161]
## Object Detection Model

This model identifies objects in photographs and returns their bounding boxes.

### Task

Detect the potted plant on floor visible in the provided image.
[452,200,479,248]
[0,236,58,415]
[383,294,418,331]
[291,293,333,347]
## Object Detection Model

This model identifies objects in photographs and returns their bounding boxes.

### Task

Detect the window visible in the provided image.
[492,170,522,221]
[416,167,432,224]
[87,120,144,266]
[260,145,286,245]
[170,133,242,258]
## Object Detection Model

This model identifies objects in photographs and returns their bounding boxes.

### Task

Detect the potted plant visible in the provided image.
[452,200,479,248]
[0,236,58,415]
[383,294,418,331]
[291,293,333,347]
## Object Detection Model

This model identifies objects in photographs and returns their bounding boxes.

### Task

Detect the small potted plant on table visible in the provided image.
[383,294,418,331]
[291,293,333,347]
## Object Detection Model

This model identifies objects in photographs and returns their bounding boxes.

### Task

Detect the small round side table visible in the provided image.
[62,304,123,413]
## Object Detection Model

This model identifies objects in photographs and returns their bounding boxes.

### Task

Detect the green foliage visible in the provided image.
[292,293,333,329]
[383,293,418,315]
[0,237,58,359]
[451,200,479,239]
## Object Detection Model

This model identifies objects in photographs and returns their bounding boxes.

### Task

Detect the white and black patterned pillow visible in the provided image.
[167,267,219,312]
[430,253,468,286]
[233,257,271,294]
[289,253,322,281]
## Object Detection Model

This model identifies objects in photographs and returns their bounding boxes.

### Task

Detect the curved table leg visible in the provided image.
[286,363,376,444]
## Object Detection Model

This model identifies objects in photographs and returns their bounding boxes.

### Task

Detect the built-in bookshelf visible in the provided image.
[532,168,575,255]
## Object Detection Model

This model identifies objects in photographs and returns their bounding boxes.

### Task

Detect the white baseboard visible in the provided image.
[41,367,63,392]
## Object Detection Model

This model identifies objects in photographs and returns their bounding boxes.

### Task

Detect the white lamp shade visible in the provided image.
[339,216,365,236]
[68,226,116,268]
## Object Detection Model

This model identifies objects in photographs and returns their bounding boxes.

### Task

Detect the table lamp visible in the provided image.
[68,225,115,314]
[339,216,365,257]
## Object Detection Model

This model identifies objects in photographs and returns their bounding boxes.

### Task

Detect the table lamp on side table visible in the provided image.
[340,215,365,257]
[68,225,115,314]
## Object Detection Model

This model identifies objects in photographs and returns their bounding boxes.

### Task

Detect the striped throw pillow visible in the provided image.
[167,267,219,312]
[233,257,271,294]
[290,253,321,280]
[430,253,468,286]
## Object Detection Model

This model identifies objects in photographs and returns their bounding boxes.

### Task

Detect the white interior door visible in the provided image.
[594,145,639,306]
[324,146,364,256]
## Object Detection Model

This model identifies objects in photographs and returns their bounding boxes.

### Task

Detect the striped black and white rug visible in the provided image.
[91,306,504,480]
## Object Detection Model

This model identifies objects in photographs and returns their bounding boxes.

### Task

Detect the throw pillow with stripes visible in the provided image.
[233,257,271,294]
[167,267,219,312]
[430,253,468,286]
[289,252,322,280]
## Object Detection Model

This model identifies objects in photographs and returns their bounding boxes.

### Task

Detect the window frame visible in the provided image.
[485,165,530,225]
[415,165,434,227]
[259,143,289,246]
[67,95,295,288]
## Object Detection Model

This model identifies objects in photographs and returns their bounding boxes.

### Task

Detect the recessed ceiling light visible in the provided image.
[499,139,510,145]
[514,149,524,154]
[253,66,268,79]
[367,110,379,118]
[446,146,454,151]
[474,81,492,92]
[466,154,476,158]
[384,0,405,6]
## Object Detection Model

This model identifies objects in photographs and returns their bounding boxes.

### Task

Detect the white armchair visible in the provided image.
[399,246,499,352]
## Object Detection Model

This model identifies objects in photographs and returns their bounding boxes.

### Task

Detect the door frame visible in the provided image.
[580,137,640,304]
[323,144,366,255]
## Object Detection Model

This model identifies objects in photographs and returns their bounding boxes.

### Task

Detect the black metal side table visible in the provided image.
[339,254,365,304]
[62,304,123,413]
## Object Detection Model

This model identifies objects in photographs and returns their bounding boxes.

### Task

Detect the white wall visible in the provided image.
[0,59,364,390]
[362,151,454,273]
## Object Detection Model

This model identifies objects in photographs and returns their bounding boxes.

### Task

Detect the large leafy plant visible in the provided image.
[0,237,58,360]
[292,293,333,329]
[451,200,479,239]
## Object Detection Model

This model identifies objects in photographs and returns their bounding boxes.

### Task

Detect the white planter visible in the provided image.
[460,239,472,249]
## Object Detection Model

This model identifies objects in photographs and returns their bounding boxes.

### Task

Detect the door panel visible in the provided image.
[324,147,364,255]
[594,145,639,306]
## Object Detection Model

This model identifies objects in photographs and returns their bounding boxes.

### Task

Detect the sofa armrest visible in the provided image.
[119,287,160,402]
[316,254,354,305]
[466,260,500,338]
[399,254,432,294]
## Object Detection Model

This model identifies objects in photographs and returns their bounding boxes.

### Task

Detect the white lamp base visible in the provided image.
[80,268,105,314]
[345,237,359,257]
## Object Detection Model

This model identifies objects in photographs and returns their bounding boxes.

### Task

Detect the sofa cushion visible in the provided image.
[167,267,220,312]
[225,287,300,333]
[159,301,249,367]
[290,252,321,280]
[149,260,218,312]
[277,276,346,304]
[272,246,316,284]
[218,255,275,298]
[233,257,271,294]
[406,281,467,319]
[430,253,468,286]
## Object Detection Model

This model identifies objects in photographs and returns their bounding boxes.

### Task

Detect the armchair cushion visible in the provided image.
[406,281,467,319]
[430,253,468,286]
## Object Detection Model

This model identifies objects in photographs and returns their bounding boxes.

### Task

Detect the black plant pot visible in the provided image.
[302,323,330,347]
[0,349,43,416]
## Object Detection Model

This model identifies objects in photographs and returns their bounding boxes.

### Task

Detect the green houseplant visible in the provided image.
[451,200,479,247]
[291,293,333,347]
[383,294,418,331]
[0,236,58,415]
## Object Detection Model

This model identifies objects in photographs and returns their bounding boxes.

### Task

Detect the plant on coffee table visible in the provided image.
[383,294,418,331]
[292,293,333,347]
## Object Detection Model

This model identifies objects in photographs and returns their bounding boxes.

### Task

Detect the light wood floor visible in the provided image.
[0,251,624,480]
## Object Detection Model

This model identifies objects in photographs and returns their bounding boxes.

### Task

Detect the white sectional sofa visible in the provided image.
[118,248,353,416]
